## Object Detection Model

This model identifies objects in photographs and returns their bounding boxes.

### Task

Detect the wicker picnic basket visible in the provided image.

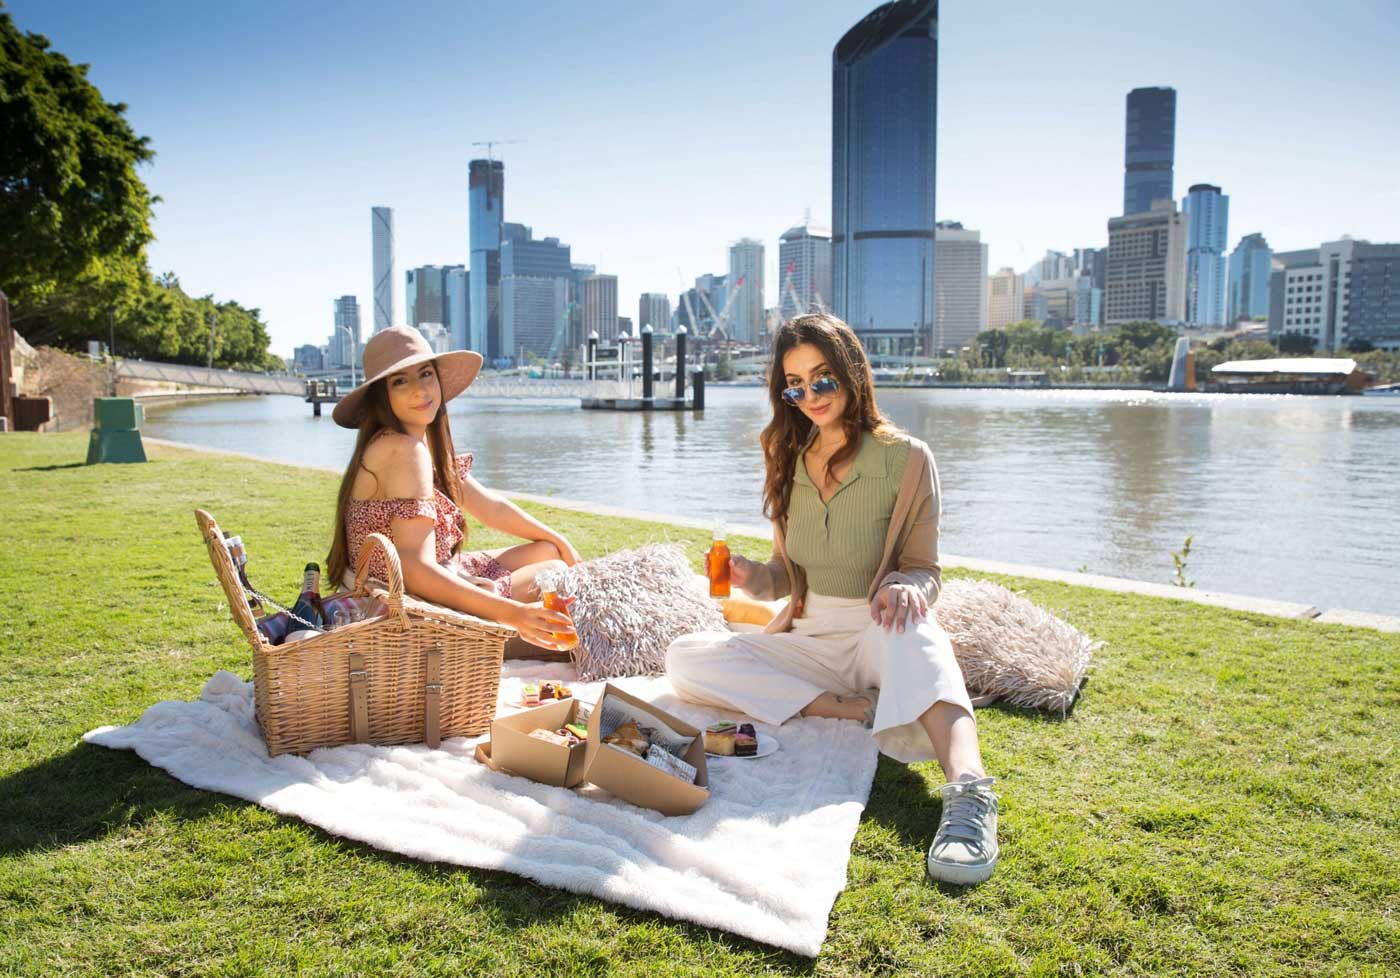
[196,508,514,756]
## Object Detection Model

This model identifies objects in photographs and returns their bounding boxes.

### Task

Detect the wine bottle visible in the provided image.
[290,562,326,629]
[222,532,264,615]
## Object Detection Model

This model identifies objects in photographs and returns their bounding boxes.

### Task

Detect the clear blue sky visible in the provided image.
[9,0,1400,355]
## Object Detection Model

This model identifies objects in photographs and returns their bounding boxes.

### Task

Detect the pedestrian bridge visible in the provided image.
[116,359,305,395]
[115,358,630,400]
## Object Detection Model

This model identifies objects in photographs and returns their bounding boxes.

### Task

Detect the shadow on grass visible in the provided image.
[0,741,227,856]
[0,742,816,970]
[11,461,88,472]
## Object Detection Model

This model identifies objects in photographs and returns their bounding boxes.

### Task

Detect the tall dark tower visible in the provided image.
[832,0,938,357]
[1123,86,1176,216]
[468,158,504,360]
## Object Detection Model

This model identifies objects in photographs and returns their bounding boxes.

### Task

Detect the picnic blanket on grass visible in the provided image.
[84,661,880,956]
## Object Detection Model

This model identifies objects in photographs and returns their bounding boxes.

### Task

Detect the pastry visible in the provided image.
[644,743,697,783]
[735,722,758,757]
[602,719,649,757]
[555,684,573,700]
[521,683,540,707]
[540,682,557,700]
[564,722,589,741]
[705,721,737,756]
[528,727,569,747]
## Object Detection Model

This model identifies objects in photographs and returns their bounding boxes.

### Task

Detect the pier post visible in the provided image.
[587,331,598,381]
[691,368,705,412]
[675,326,687,401]
[641,325,654,402]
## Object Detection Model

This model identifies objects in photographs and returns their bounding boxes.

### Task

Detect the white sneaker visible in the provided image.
[926,776,999,885]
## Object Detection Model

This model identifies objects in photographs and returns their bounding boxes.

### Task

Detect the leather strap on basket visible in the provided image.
[424,643,443,749]
[348,651,369,743]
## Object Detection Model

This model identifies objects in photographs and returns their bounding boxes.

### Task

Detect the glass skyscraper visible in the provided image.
[832,0,938,356]
[1227,233,1272,323]
[1183,183,1229,327]
[468,159,505,362]
[1123,87,1176,216]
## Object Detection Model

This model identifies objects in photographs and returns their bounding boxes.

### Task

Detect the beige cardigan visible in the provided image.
[745,432,942,634]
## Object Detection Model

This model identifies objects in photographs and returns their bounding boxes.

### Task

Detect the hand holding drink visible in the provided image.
[537,569,578,650]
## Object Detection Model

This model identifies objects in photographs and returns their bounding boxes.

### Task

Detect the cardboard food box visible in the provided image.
[583,683,709,817]
[484,684,710,816]
[489,697,590,788]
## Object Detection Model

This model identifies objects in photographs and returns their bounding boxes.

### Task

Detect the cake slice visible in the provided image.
[705,721,737,756]
[735,722,758,757]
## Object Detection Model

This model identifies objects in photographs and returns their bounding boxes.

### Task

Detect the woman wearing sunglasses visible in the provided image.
[666,313,998,885]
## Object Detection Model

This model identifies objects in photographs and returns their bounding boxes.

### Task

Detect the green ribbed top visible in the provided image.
[784,432,911,599]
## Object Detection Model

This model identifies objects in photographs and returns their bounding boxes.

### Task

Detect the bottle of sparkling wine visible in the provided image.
[222,532,264,615]
[290,562,326,630]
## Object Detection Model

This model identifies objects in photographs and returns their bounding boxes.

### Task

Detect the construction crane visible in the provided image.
[471,139,524,164]
[696,275,743,342]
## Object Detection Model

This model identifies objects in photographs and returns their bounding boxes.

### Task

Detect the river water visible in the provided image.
[143,386,1400,616]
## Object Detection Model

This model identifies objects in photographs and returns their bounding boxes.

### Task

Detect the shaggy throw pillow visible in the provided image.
[935,579,1098,715]
[567,543,727,681]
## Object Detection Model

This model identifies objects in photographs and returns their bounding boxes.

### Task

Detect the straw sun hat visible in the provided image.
[332,325,483,428]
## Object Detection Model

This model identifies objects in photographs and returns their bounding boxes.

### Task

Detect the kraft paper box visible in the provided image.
[489,698,589,788]
[582,683,709,817]
[481,685,709,816]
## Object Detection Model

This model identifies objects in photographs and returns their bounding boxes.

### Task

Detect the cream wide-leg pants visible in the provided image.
[665,591,976,764]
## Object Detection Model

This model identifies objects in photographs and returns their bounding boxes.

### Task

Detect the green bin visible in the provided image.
[86,397,147,464]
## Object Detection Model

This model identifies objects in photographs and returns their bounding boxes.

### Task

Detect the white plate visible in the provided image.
[706,731,779,759]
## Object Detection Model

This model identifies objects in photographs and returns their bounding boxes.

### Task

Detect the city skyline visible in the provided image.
[7,0,1398,354]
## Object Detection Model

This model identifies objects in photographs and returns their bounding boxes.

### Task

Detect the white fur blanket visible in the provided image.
[84,662,879,956]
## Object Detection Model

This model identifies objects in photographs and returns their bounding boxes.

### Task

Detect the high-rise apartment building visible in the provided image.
[1268,238,1400,351]
[446,267,470,351]
[1123,87,1176,216]
[583,274,619,343]
[833,0,938,355]
[1183,183,1229,327]
[405,266,447,330]
[1074,247,1107,291]
[501,228,572,360]
[638,293,672,334]
[1105,199,1188,325]
[330,295,360,369]
[932,221,988,353]
[1227,233,1272,323]
[727,239,765,343]
[293,344,323,373]
[469,158,505,361]
[986,267,1025,330]
[567,263,595,353]
[371,206,394,332]
[778,222,833,321]
[1026,250,1075,286]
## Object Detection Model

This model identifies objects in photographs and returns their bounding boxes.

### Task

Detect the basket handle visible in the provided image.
[195,508,268,652]
[353,532,412,630]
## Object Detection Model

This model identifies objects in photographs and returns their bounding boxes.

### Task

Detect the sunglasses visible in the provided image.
[782,375,840,406]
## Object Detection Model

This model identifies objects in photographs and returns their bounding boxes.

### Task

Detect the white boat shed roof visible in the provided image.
[1211,358,1359,377]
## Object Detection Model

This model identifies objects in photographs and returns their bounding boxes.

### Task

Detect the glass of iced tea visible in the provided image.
[538,569,578,651]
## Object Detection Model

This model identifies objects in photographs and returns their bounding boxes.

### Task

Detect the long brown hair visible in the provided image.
[760,313,898,526]
[326,375,466,585]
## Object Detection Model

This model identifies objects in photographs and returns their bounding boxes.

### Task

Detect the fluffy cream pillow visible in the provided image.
[935,579,1097,715]
[568,544,727,681]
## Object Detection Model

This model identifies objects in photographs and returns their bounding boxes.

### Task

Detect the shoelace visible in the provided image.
[934,778,998,857]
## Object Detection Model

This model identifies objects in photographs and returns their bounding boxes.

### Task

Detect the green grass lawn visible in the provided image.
[1,432,1397,977]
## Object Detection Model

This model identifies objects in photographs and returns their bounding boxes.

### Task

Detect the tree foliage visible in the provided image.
[0,11,276,369]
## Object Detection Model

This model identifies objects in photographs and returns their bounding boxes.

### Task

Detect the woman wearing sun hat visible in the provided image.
[325,325,578,651]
